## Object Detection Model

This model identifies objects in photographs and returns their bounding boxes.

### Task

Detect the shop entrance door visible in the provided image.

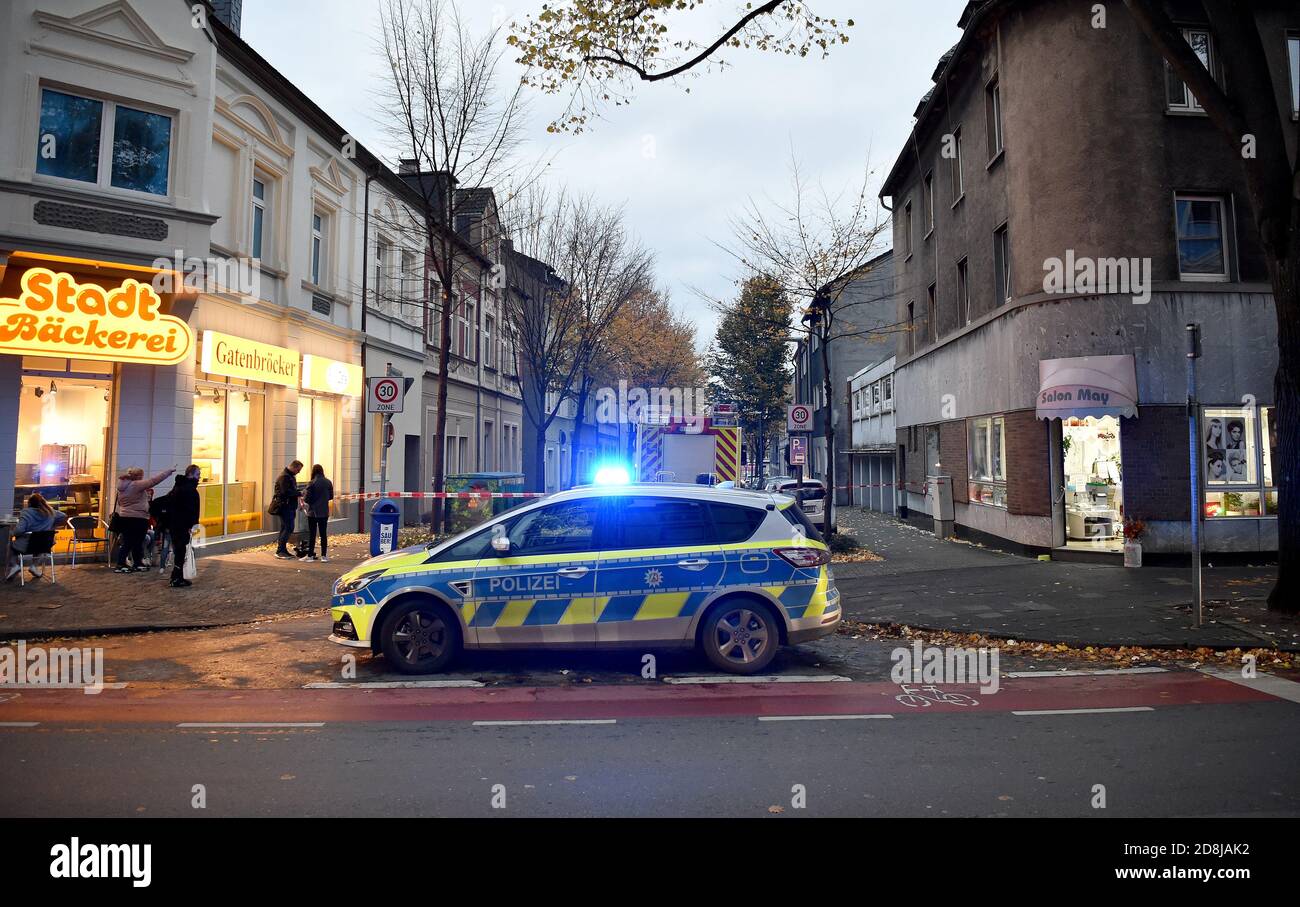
[1057,415,1125,553]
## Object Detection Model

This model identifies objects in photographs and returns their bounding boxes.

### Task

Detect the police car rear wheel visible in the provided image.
[380,600,461,674]
[701,600,778,674]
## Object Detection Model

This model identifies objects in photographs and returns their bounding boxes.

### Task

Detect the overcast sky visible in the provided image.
[241,0,968,347]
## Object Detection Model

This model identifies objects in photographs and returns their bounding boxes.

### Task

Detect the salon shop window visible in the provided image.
[1202,405,1278,518]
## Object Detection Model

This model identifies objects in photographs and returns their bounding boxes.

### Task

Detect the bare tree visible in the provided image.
[377,0,529,529]
[503,191,655,491]
[722,152,893,531]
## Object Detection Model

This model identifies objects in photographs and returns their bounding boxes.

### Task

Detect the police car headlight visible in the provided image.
[334,570,386,595]
[774,547,830,568]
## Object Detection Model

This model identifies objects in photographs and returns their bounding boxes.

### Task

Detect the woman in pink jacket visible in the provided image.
[114,466,175,573]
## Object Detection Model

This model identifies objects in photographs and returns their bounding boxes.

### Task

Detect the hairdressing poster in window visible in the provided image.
[1204,408,1255,485]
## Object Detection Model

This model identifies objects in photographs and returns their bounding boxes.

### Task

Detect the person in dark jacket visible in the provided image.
[272,460,304,559]
[300,464,334,562]
[162,465,202,587]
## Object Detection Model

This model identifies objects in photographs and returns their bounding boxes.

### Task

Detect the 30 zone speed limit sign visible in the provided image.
[368,376,403,414]
[787,403,812,432]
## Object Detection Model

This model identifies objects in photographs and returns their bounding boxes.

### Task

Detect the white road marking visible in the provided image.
[303,680,485,689]
[758,714,893,722]
[0,682,129,690]
[1012,706,1155,716]
[176,722,325,728]
[471,719,617,726]
[663,674,851,684]
[1197,668,1300,705]
[0,721,39,727]
[1004,667,1168,678]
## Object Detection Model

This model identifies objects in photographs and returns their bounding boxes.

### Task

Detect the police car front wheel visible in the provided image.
[379,599,462,674]
[700,600,779,674]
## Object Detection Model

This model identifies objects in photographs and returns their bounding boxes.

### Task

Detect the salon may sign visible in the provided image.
[0,267,194,365]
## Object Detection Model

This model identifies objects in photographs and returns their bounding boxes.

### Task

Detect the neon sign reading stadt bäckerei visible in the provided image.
[0,267,194,366]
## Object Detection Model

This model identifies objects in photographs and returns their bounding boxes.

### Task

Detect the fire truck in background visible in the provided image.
[634,406,742,486]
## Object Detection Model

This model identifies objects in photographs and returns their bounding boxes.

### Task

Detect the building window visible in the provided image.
[374,238,393,311]
[483,421,495,471]
[923,171,934,236]
[311,212,325,286]
[906,301,915,354]
[956,257,970,325]
[1174,194,1229,280]
[1289,34,1299,118]
[296,394,340,488]
[985,76,1003,160]
[968,415,1007,507]
[1203,405,1278,517]
[883,375,894,410]
[484,314,495,369]
[1166,28,1216,113]
[994,224,1011,305]
[36,88,173,195]
[950,127,964,201]
[927,283,937,343]
[192,383,266,538]
[251,177,267,259]
[903,201,913,257]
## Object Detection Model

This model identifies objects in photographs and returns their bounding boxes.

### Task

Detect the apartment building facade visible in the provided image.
[0,0,528,548]
[880,0,1299,557]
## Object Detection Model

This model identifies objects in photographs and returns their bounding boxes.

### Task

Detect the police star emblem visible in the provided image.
[644,568,664,588]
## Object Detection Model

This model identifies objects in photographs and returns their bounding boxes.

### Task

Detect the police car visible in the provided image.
[329,483,841,675]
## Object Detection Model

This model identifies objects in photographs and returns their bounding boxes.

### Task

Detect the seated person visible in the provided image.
[6,493,68,582]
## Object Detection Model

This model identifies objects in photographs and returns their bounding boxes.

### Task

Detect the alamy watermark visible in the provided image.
[594,381,710,430]
[1,640,105,694]
[1043,250,1151,304]
[890,641,1000,695]
[149,251,260,299]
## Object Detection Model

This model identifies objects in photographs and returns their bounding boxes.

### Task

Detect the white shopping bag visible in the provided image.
[182,544,197,580]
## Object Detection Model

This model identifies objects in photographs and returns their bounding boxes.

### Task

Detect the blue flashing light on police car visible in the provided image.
[591,463,632,485]
[326,482,840,675]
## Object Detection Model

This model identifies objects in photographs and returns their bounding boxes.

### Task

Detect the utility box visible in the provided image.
[927,474,954,538]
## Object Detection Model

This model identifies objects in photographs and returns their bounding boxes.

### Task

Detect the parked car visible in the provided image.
[767,478,830,533]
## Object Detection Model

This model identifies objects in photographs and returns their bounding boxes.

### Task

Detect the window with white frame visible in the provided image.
[1166,28,1216,113]
[1289,34,1299,119]
[36,87,173,196]
[994,224,1011,305]
[310,211,326,286]
[374,238,392,311]
[461,301,476,359]
[950,127,964,201]
[968,415,1007,507]
[923,171,934,236]
[251,176,268,259]
[484,314,495,368]
[883,375,894,410]
[1174,194,1229,280]
[985,76,1003,160]
[956,257,970,325]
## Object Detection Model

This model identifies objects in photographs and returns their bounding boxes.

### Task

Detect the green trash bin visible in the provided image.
[443,472,526,534]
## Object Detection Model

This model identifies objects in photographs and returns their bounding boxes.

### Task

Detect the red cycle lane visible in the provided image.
[0,670,1285,725]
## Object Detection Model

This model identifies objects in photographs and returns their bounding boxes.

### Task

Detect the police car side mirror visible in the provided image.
[491,535,511,554]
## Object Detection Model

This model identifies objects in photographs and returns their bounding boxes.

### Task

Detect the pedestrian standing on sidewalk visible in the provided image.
[300,463,334,563]
[165,465,202,587]
[271,460,304,560]
[114,466,175,573]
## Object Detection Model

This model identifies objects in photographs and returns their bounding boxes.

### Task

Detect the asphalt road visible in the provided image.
[1,628,1298,817]
[2,698,1297,817]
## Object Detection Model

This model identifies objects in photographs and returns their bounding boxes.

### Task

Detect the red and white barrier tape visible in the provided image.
[336,491,547,502]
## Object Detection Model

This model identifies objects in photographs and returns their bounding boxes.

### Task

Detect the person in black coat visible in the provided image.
[301,464,335,562]
[164,465,202,587]
[272,460,304,559]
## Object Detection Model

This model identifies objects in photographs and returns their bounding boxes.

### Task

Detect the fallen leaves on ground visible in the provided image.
[837,618,1295,670]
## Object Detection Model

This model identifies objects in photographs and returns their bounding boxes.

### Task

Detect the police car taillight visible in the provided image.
[773,547,830,568]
